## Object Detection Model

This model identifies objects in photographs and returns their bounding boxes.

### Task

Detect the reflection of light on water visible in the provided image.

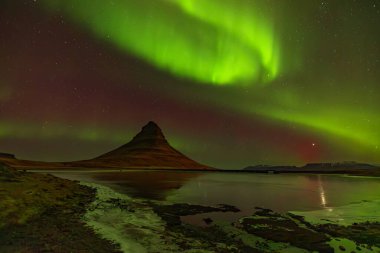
[197,180,208,201]
[318,175,334,212]
[318,175,327,207]
[320,188,327,206]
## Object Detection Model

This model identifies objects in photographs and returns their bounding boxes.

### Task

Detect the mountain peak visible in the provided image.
[145,121,159,128]
[92,121,211,169]
[140,121,162,134]
[133,121,166,143]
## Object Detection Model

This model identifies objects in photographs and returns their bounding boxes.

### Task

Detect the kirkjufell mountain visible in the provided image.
[84,121,211,169]
[0,121,212,170]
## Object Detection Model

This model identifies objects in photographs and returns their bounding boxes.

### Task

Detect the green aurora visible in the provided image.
[41,0,284,85]
[0,0,379,168]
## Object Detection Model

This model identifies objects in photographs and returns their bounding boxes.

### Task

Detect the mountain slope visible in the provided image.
[0,121,212,170]
[79,121,211,169]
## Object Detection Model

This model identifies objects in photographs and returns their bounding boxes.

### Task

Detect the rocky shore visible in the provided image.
[0,163,120,253]
[79,183,380,253]
[1,163,380,253]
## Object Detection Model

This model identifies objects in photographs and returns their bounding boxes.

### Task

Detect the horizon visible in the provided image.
[1,120,379,170]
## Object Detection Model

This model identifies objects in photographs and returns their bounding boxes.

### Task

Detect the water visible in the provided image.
[47,170,380,225]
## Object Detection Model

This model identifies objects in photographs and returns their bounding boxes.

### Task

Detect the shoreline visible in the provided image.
[80,181,380,253]
[2,163,380,252]
[22,168,380,178]
[0,163,121,252]
[1,157,379,177]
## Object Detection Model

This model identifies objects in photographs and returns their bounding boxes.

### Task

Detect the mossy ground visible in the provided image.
[0,164,121,253]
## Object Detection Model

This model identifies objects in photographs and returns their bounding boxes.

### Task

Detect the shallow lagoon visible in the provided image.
[48,171,380,225]
[42,170,380,252]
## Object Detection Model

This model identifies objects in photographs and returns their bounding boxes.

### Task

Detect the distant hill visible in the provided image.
[0,121,212,170]
[301,162,378,170]
[243,162,380,175]
[243,165,298,172]
[0,153,15,159]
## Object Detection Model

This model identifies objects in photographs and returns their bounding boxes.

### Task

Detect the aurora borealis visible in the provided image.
[0,0,379,168]
[41,0,282,84]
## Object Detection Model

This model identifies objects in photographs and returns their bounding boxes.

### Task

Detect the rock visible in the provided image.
[218,204,240,212]
[0,153,16,159]
[240,210,334,253]
[203,218,213,225]
[0,163,20,181]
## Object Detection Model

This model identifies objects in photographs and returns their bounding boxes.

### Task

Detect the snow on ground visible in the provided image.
[81,182,213,253]
[291,200,380,226]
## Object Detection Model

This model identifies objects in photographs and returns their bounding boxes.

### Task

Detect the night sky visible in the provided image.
[0,0,379,169]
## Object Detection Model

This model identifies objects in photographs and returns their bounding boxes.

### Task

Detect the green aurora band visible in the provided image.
[0,122,129,142]
[42,0,380,160]
[41,0,281,85]
[0,121,203,152]
[2,0,377,166]
[161,76,380,159]
[169,0,280,81]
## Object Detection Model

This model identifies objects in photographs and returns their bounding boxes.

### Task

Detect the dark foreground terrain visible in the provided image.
[1,162,380,253]
[0,163,120,253]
